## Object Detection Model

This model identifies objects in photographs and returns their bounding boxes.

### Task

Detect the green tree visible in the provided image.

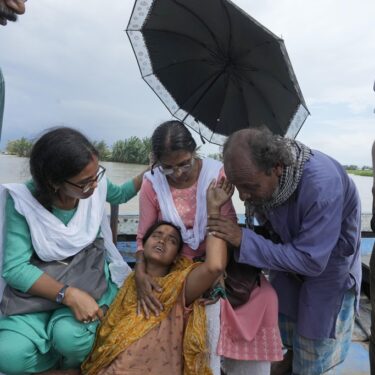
[6,137,33,157]
[93,140,111,161]
[140,137,151,164]
[111,136,151,164]
[111,140,127,163]
[343,164,358,171]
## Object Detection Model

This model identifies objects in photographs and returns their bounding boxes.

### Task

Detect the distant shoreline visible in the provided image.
[347,170,373,177]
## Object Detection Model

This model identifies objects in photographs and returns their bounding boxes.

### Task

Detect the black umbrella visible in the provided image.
[127,0,309,144]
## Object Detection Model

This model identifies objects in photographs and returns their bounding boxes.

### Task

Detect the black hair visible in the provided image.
[142,220,183,254]
[29,127,99,210]
[223,126,293,174]
[151,120,196,169]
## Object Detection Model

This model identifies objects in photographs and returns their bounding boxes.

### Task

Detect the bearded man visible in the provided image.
[208,127,361,375]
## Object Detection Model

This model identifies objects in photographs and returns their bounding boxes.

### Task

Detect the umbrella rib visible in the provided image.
[239,77,284,134]
[235,40,280,60]
[221,0,233,59]
[142,28,219,58]
[239,66,302,101]
[178,69,227,118]
[210,73,233,134]
[237,78,251,129]
[142,58,215,78]
[171,0,226,57]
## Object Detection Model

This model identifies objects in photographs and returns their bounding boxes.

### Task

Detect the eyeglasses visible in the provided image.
[64,165,106,193]
[158,158,195,176]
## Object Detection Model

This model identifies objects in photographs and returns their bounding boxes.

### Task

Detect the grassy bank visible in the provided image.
[347,170,373,177]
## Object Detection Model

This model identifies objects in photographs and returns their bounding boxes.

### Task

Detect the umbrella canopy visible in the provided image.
[127,0,309,144]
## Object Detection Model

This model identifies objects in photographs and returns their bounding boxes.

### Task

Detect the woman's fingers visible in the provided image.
[144,279,163,312]
[143,295,161,316]
[208,178,217,190]
[96,307,104,321]
[141,300,150,319]
[135,275,163,317]
[228,184,235,197]
[149,278,162,293]
[222,179,234,196]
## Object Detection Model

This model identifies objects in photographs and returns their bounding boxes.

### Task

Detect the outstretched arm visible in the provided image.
[185,178,234,306]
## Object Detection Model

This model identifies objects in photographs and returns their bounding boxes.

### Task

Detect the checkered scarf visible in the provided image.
[245,140,311,228]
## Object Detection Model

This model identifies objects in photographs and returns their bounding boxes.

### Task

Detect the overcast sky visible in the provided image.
[0,0,374,166]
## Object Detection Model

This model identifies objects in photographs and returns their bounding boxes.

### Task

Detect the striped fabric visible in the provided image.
[279,290,355,375]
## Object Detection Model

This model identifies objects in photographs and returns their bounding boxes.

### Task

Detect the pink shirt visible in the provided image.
[137,166,237,259]
[218,276,283,361]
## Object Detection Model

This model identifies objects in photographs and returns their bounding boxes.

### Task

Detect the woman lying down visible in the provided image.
[81,178,233,375]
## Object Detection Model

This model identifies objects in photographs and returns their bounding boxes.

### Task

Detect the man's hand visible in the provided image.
[207,216,242,248]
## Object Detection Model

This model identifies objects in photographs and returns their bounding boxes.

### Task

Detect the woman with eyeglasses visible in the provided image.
[134,120,236,373]
[0,127,146,374]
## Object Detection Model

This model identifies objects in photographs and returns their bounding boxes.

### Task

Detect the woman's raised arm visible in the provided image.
[185,178,234,306]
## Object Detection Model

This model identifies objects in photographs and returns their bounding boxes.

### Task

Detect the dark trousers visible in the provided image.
[370,243,375,374]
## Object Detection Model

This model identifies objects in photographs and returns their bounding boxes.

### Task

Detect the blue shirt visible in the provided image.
[237,150,361,339]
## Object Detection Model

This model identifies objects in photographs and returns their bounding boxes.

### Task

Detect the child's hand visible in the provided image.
[206,177,234,214]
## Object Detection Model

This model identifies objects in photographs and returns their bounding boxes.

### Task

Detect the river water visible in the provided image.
[0,154,373,215]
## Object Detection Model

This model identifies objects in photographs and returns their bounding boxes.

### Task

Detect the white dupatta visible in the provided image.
[0,177,131,305]
[145,158,222,250]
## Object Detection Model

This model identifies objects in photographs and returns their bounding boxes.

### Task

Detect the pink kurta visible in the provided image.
[218,276,283,361]
[137,166,236,259]
[137,163,283,361]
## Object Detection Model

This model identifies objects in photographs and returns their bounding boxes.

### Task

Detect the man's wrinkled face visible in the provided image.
[224,152,282,206]
[0,0,26,26]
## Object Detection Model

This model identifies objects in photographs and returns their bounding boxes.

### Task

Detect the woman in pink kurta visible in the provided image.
[136,120,283,374]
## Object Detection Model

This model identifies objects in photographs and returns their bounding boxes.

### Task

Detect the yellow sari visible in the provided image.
[82,257,212,375]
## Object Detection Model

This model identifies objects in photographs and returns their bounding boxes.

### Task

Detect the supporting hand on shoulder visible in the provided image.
[134,251,163,319]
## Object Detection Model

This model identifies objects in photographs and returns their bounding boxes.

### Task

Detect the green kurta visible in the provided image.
[0,178,137,373]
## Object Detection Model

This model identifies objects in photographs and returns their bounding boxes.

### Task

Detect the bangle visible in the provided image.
[135,249,144,264]
[209,283,227,299]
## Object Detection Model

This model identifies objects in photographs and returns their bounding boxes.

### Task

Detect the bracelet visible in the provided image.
[209,283,227,300]
[55,284,69,304]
